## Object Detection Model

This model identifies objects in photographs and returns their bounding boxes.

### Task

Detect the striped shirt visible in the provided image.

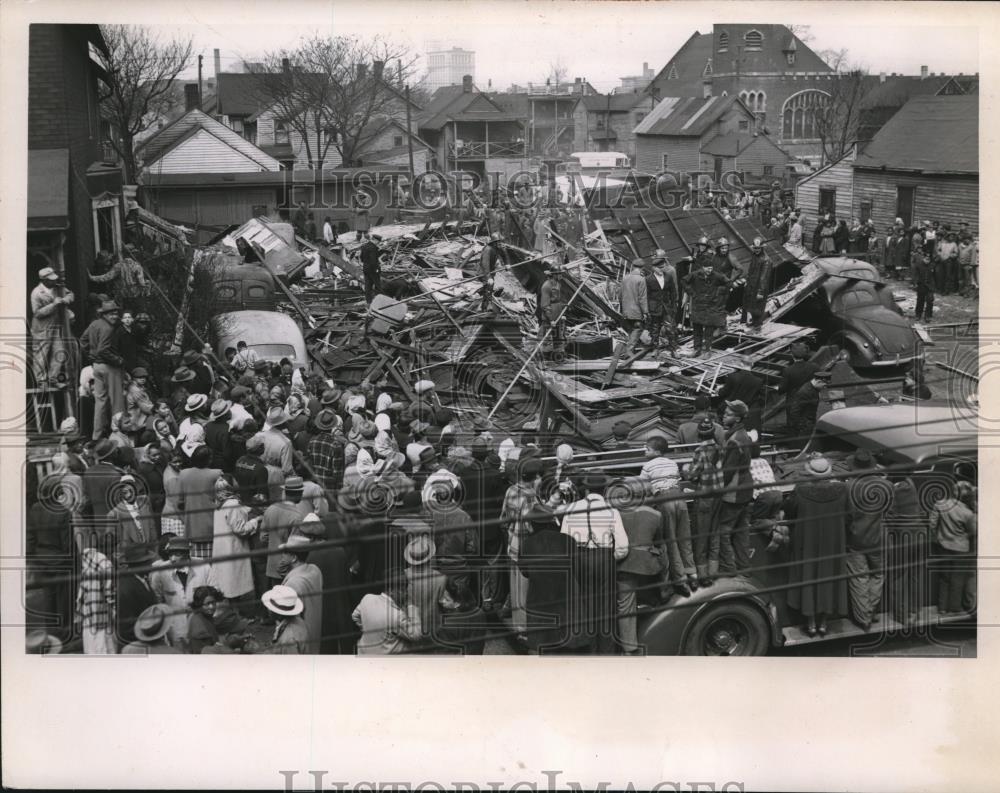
[640,455,680,492]
[76,548,115,631]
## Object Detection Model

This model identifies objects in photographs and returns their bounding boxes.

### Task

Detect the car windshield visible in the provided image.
[251,344,295,359]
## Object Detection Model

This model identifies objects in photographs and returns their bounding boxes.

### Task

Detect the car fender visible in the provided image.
[637,575,781,655]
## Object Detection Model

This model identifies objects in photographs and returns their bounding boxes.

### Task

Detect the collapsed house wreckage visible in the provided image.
[192,204,922,453]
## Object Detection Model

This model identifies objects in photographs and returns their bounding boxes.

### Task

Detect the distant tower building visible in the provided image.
[425,47,476,92]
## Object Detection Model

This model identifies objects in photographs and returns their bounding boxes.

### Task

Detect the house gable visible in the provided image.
[138,109,281,173]
[147,127,275,174]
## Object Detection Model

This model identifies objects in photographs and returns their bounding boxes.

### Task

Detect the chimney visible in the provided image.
[880,72,886,83]
[920,65,928,79]
[702,78,712,99]
[373,60,384,80]
[214,48,221,80]
[184,83,200,112]
[357,62,368,79]
[462,74,473,92]
[282,57,290,74]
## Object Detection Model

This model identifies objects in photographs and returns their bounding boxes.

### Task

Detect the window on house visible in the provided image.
[635,112,646,123]
[667,63,678,80]
[763,165,774,176]
[739,120,749,132]
[745,30,763,51]
[819,188,836,217]
[275,121,290,145]
[394,135,404,147]
[786,52,796,66]
[719,31,729,52]
[661,153,669,170]
[781,90,830,139]
[596,116,605,129]
[231,118,245,134]
[860,200,873,224]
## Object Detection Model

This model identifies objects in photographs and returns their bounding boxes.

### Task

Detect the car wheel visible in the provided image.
[682,602,770,656]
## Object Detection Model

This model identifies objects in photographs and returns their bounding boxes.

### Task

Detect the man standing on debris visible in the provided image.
[741,237,773,329]
[912,244,936,323]
[717,400,754,576]
[682,260,730,358]
[644,251,678,354]
[352,190,371,241]
[787,371,832,442]
[538,264,567,359]
[620,259,649,352]
[712,237,737,279]
[480,232,506,311]
[81,300,126,441]
[358,231,382,304]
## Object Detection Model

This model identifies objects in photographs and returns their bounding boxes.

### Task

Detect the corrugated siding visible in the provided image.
[853,169,979,235]
[796,157,854,225]
[735,136,791,177]
[147,129,268,174]
[636,136,700,173]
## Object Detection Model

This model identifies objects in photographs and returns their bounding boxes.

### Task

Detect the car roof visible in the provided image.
[814,404,978,464]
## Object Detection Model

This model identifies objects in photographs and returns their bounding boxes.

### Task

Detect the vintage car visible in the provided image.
[209,309,309,370]
[768,257,921,369]
[635,404,978,655]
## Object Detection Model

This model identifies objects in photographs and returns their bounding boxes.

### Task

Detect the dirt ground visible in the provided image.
[888,277,979,328]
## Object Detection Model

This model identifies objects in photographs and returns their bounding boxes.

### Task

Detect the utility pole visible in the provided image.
[197,54,203,110]
[405,84,415,181]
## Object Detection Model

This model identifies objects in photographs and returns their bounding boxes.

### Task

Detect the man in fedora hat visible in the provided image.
[30,264,75,387]
[178,392,210,445]
[259,585,309,654]
[479,230,507,311]
[181,349,215,396]
[204,399,235,472]
[116,544,159,647]
[788,371,832,441]
[279,533,323,653]
[81,300,125,440]
[644,251,678,354]
[149,537,218,649]
[81,438,124,522]
[620,259,649,353]
[120,604,182,654]
[257,406,294,478]
[403,534,445,642]
[717,400,755,577]
[306,409,346,491]
[261,475,309,586]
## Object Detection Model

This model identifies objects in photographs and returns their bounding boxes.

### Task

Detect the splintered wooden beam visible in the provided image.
[368,340,417,401]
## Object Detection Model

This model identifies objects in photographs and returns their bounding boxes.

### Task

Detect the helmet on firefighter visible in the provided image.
[697,236,710,248]
[751,237,764,250]
[716,237,730,250]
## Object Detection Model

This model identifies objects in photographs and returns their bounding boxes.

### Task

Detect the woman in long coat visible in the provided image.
[784,455,850,635]
[211,475,257,610]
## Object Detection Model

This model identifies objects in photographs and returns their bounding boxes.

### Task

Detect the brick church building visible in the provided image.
[646,24,837,160]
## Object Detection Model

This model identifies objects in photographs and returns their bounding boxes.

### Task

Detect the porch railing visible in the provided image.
[449,140,525,158]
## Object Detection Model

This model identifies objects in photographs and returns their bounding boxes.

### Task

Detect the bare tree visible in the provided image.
[546,58,569,90]
[818,47,851,73]
[786,24,815,44]
[98,25,194,183]
[245,35,420,170]
[815,68,871,167]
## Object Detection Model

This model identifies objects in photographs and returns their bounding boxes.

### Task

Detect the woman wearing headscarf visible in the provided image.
[178,446,223,559]
[819,219,837,255]
[108,411,136,466]
[783,454,850,636]
[160,452,186,537]
[211,474,259,615]
[342,447,376,489]
[373,411,399,459]
[178,422,207,467]
[151,418,177,458]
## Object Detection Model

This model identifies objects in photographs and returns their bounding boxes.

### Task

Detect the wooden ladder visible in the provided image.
[25,387,59,434]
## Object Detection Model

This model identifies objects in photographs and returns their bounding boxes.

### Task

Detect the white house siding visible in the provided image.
[147,129,272,174]
[852,169,978,236]
[795,152,855,227]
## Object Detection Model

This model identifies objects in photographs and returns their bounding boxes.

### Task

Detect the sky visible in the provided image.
[163,2,980,93]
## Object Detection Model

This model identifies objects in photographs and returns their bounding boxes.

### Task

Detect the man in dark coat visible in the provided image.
[741,237,773,328]
[717,366,765,436]
[358,231,382,304]
[777,342,818,425]
[644,252,678,353]
[682,261,730,357]
[296,514,355,654]
[136,444,166,525]
[479,232,506,310]
[912,247,936,323]
[204,399,236,472]
[460,442,507,560]
[116,545,159,646]
[181,349,214,397]
[717,400,755,576]
[82,439,124,521]
[787,371,831,442]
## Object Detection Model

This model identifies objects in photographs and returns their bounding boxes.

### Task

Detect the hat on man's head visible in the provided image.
[725,399,749,419]
[470,436,489,459]
[848,449,875,470]
[131,367,148,378]
[261,585,304,617]
[283,475,304,493]
[230,385,250,401]
[181,350,201,366]
[418,446,438,465]
[185,394,208,414]
[314,409,340,432]
[133,604,172,643]
[165,537,191,554]
[403,535,435,566]
[804,454,832,477]
[471,414,492,431]
[320,387,342,406]
[612,420,632,439]
[98,300,121,315]
[25,629,63,654]
[812,371,833,382]
[253,359,270,373]
[171,366,196,384]
[279,533,312,553]
[93,438,116,461]
[414,379,436,395]
[266,406,289,427]
[122,544,158,567]
[357,419,378,440]
[38,267,59,281]
[209,399,232,420]
[651,248,668,263]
